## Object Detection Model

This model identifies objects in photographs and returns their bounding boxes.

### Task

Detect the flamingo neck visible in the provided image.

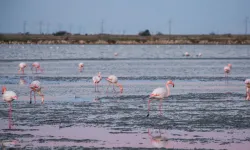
[2,87,6,94]
[166,84,170,97]
[115,83,123,93]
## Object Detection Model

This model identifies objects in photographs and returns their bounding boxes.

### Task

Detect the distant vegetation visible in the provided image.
[53,31,71,36]
[138,29,151,36]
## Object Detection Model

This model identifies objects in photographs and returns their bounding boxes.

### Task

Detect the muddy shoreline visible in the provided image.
[1,34,250,45]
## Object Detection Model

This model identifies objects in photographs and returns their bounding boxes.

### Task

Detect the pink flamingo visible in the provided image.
[18,62,27,74]
[106,75,123,93]
[224,64,232,83]
[147,80,174,117]
[29,80,44,104]
[148,128,168,148]
[31,62,44,74]
[92,72,102,92]
[2,86,18,129]
[78,63,84,72]
[245,79,250,100]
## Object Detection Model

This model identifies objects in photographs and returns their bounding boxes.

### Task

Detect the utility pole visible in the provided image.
[245,17,249,35]
[168,19,172,35]
[78,25,82,34]
[46,23,50,34]
[69,24,73,33]
[39,21,43,34]
[101,20,104,34]
[23,21,27,34]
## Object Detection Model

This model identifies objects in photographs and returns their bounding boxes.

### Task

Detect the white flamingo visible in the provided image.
[92,72,102,92]
[245,79,250,100]
[18,62,27,74]
[184,52,190,57]
[31,62,44,73]
[78,63,84,72]
[147,80,174,117]
[106,75,123,93]
[224,64,232,83]
[29,80,44,104]
[2,86,18,129]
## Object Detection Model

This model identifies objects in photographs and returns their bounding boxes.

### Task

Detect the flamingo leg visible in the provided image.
[106,83,111,92]
[97,83,100,92]
[147,99,151,117]
[96,83,99,92]
[159,99,163,116]
[8,102,12,129]
[94,83,96,92]
[34,91,36,104]
[30,90,33,104]
[112,84,116,92]
[36,68,37,73]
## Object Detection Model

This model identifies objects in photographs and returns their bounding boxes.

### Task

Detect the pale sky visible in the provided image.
[0,0,249,34]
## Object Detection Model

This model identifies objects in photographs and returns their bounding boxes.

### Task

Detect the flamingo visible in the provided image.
[31,62,44,73]
[92,72,102,92]
[148,128,168,148]
[78,63,84,72]
[29,80,44,104]
[183,52,190,57]
[2,86,18,129]
[114,52,118,56]
[224,64,232,83]
[106,75,123,93]
[196,53,202,57]
[245,79,250,100]
[18,62,27,74]
[147,80,174,117]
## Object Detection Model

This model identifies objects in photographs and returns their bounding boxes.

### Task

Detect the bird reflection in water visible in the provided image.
[148,128,169,148]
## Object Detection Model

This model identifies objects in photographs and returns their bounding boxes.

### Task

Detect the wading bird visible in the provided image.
[147,80,174,117]
[224,64,232,83]
[31,62,43,74]
[18,62,27,74]
[78,63,84,72]
[184,52,190,57]
[245,79,250,100]
[93,72,102,92]
[29,80,44,104]
[106,75,123,93]
[2,86,18,129]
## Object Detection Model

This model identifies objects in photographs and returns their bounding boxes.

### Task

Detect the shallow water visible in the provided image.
[0,44,250,149]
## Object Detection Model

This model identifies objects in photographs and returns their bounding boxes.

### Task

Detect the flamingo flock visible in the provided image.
[1,55,250,131]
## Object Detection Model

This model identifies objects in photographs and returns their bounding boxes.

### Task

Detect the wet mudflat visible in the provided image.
[0,45,250,150]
